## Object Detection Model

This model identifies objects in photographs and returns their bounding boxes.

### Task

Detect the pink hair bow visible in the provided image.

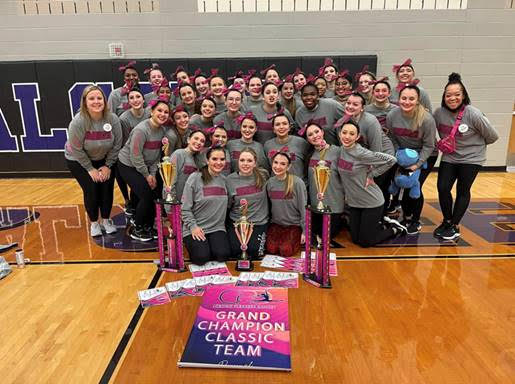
[152,77,169,93]
[148,95,171,108]
[283,74,294,83]
[268,146,289,158]
[293,67,304,77]
[173,65,186,78]
[354,65,370,82]
[118,60,136,73]
[334,114,353,129]
[207,68,219,82]
[336,69,350,79]
[222,82,243,96]
[260,64,276,76]
[144,63,160,75]
[173,79,186,97]
[120,79,135,96]
[392,58,413,74]
[189,68,203,84]
[298,118,317,136]
[305,74,317,84]
[395,78,420,92]
[236,111,257,125]
[171,104,186,115]
[370,76,389,85]
[228,70,245,81]
[318,57,336,76]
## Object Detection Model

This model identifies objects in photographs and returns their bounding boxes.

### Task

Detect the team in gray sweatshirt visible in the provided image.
[337,144,397,208]
[118,119,164,177]
[181,172,228,237]
[266,175,307,233]
[295,98,345,146]
[433,105,499,165]
[65,113,123,170]
[386,108,436,168]
[307,145,345,214]
[264,136,309,179]
[226,171,269,226]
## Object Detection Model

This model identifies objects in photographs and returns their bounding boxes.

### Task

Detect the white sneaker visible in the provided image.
[90,222,102,237]
[102,218,117,234]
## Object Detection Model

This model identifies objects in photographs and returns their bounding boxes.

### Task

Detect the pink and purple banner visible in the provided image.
[179,286,291,371]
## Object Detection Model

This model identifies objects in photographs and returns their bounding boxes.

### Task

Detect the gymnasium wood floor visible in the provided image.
[1,172,515,384]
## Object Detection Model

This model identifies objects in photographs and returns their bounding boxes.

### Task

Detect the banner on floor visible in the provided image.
[179,285,291,371]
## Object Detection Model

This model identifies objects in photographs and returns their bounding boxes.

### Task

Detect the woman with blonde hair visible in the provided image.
[266,152,307,257]
[226,148,269,260]
[386,85,437,235]
[65,85,122,237]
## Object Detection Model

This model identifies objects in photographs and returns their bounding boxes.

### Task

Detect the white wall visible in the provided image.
[1,0,514,165]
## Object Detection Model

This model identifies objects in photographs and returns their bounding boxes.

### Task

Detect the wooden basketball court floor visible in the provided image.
[1,172,515,383]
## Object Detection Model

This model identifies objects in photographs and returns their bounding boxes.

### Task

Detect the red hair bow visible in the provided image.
[392,58,413,74]
[283,74,294,83]
[298,118,318,136]
[189,68,203,84]
[171,104,186,116]
[207,68,220,82]
[120,79,136,96]
[228,70,245,82]
[318,57,336,75]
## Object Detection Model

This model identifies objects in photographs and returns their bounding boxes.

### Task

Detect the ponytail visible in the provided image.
[200,165,212,184]
[285,173,294,198]
[253,167,265,190]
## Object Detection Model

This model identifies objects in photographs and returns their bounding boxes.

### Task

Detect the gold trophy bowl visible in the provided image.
[314,160,331,212]
[159,160,177,203]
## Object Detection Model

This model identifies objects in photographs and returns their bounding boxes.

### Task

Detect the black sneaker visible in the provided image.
[384,217,407,234]
[441,225,460,240]
[433,221,451,238]
[145,226,158,240]
[406,221,422,235]
[386,202,401,214]
[130,226,152,242]
[125,207,136,217]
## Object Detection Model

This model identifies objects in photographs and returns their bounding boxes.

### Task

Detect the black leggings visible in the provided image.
[437,161,481,225]
[117,162,159,227]
[184,231,231,265]
[67,159,114,222]
[375,165,396,215]
[227,223,268,260]
[349,205,395,248]
[401,155,437,222]
[114,162,129,202]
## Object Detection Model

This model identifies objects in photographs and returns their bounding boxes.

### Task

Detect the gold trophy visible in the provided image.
[314,160,331,212]
[235,199,254,271]
[159,160,177,203]
[158,136,177,203]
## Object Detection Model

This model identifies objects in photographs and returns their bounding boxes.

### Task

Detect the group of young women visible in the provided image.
[64,58,499,265]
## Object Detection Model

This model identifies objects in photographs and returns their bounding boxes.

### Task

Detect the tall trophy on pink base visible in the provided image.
[235,199,254,271]
[303,159,332,288]
[155,138,186,272]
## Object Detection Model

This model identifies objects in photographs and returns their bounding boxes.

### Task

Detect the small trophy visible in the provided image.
[235,199,254,271]
[314,160,331,212]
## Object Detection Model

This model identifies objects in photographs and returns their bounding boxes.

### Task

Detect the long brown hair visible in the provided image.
[239,147,265,190]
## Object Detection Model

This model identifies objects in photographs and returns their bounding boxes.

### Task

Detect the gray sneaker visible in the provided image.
[102,218,117,234]
[90,222,102,237]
